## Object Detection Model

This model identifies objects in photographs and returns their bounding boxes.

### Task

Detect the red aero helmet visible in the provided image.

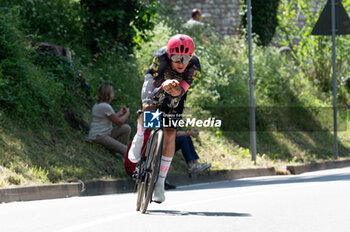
[167,34,195,59]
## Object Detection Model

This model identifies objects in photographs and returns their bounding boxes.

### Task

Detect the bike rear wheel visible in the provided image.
[140,129,163,214]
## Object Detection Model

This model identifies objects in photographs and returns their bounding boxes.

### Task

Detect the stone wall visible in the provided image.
[159,0,242,35]
[159,0,325,36]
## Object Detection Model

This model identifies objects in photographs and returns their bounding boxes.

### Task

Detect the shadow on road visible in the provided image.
[173,171,350,192]
[147,210,251,217]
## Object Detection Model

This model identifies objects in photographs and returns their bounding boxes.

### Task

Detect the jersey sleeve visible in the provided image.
[144,53,168,101]
[180,56,201,93]
[146,54,168,88]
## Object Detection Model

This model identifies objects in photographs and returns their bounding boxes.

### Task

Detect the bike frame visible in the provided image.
[136,127,164,213]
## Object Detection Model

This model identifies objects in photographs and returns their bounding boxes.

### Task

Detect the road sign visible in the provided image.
[312,0,350,35]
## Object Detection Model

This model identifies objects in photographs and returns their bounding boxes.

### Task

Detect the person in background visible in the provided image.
[176,130,211,173]
[183,8,209,45]
[87,83,131,160]
[184,8,204,30]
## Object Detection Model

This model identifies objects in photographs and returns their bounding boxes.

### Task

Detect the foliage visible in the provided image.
[0,8,49,121]
[80,0,159,52]
[81,48,143,114]
[30,50,91,111]
[0,7,90,126]
[275,0,350,106]
[240,0,280,46]
[0,0,85,46]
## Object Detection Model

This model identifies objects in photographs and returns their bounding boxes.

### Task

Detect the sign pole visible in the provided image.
[247,0,257,164]
[331,0,339,159]
[312,0,350,159]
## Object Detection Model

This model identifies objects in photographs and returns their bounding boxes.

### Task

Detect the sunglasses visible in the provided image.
[170,54,192,64]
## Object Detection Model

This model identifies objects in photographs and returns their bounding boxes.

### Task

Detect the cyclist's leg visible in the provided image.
[129,74,155,163]
[160,127,176,174]
[153,127,176,203]
[153,95,186,203]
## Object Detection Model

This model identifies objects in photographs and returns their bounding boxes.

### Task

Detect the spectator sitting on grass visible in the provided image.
[87,83,131,161]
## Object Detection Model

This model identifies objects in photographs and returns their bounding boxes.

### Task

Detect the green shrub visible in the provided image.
[0,8,44,118]
[29,50,91,111]
[275,0,350,106]
[0,0,85,46]
[0,7,90,126]
[83,50,143,113]
[80,0,159,52]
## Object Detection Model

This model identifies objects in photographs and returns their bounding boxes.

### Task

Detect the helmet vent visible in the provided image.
[180,45,184,53]
[185,48,189,53]
[175,47,179,53]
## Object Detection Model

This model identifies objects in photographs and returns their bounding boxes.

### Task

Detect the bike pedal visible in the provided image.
[131,173,138,180]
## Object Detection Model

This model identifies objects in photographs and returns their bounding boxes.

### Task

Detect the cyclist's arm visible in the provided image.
[141,73,155,104]
[162,80,182,97]
[143,53,167,102]
[178,56,201,96]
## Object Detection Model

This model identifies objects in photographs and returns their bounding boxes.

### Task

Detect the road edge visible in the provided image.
[286,158,350,175]
[0,167,275,203]
[1,158,350,203]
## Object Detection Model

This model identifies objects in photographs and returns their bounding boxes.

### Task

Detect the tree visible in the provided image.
[81,0,159,52]
[241,0,280,46]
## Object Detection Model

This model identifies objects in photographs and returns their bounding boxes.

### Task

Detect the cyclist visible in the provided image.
[128,34,201,203]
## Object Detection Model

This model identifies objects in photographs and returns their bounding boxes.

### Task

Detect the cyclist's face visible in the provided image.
[170,61,189,73]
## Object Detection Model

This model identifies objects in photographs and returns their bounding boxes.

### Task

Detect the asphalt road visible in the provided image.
[1,167,350,232]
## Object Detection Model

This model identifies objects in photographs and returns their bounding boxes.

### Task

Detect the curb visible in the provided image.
[2,158,350,204]
[0,183,82,203]
[167,167,276,186]
[287,158,350,175]
[0,167,275,203]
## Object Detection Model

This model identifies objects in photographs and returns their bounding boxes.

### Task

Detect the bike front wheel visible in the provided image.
[140,129,164,214]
